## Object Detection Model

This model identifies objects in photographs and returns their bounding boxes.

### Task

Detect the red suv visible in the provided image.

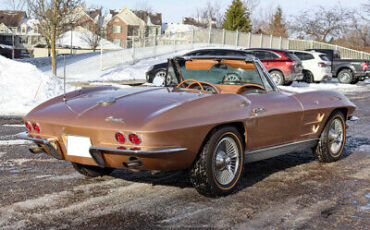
[245,48,303,85]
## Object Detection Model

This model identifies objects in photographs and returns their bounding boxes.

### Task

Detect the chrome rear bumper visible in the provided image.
[16,132,63,160]
[16,132,187,167]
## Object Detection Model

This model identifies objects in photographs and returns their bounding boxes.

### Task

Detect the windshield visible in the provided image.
[319,55,330,61]
[172,59,264,86]
[285,52,301,62]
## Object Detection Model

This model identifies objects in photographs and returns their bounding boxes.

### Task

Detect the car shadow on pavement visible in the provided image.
[109,136,369,193]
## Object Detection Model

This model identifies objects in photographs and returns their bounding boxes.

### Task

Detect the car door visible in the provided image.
[244,62,304,150]
[252,51,273,70]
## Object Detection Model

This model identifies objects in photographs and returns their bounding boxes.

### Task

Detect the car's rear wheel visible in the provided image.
[269,70,284,85]
[303,70,314,83]
[152,69,167,86]
[313,112,346,162]
[72,162,114,177]
[189,126,244,196]
[337,69,353,84]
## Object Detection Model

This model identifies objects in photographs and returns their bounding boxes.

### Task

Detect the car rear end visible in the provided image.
[316,53,333,81]
[283,51,304,82]
[360,61,369,79]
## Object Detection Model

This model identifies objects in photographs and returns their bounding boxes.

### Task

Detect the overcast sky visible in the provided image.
[0,0,367,23]
[83,0,367,23]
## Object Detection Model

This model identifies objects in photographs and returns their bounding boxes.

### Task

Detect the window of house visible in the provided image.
[127,26,139,36]
[20,36,28,44]
[21,26,27,34]
[112,25,122,33]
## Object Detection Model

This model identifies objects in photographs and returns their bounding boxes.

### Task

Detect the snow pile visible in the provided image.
[279,81,369,93]
[162,23,197,34]
[0,56,64,116]
[57,28,121,49]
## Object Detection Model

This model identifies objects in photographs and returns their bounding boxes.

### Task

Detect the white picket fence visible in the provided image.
[100,27,370,71]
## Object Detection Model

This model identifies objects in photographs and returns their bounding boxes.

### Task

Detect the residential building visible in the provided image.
[0,10,45,53]
[106,5,162,48]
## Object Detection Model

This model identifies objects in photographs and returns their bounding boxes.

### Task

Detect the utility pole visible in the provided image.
[12,32,15,59]
[70,24,73,55]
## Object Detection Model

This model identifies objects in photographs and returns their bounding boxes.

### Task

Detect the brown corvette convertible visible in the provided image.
[18,55,356,196]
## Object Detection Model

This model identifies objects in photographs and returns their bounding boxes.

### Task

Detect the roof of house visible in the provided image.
[85,9,101,21]
[132,10,162,26]
[0,10,26,27]
[114,5,145,26]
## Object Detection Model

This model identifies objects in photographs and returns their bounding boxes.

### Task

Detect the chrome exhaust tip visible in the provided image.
[123,156,143,168]
[29,145,45,154]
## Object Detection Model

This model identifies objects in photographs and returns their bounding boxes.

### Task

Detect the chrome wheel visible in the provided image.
[214,137,240,185]
[339,73,351,83]
[270,71,283,85]
[152,70,166,86]
[328,118,344,156]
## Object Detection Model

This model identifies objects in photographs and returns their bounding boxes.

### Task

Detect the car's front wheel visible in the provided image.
[72,162,114,177]
[190,126,244,196]
[313,111,346,162]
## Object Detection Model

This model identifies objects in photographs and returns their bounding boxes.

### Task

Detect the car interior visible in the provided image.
[169,59,271,95]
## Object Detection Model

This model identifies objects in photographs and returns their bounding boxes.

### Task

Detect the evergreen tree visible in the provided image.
[223,0,252,32]
[268,7,288,38]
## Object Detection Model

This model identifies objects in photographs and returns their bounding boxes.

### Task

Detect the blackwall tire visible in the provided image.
[189,126,244,197]
[72,162,114,177]
[313,112,346,163]
[304,70,314,83]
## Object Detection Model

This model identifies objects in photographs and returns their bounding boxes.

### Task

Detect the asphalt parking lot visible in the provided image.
[0,85,369,229]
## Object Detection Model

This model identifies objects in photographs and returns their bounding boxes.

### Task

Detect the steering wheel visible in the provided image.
[177,79,204,91]
[187,81,220,93]
[177,79,219,94]
[237,84,265,95]
[222,73,241,84]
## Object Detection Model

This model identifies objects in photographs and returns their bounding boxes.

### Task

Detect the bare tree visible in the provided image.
[345,6,370,47]
[27,0,80,76]
[195,0,224,28]
[290,6,351,42]
[243,0,260,14]
[81,8,104,52]
[2,0,27,10]
[134,0,153,12]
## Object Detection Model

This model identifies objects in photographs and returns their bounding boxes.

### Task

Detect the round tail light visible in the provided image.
[128,134,141,145]
[32,123,40,133]
[115,132,126,144]
[25,121,32,132]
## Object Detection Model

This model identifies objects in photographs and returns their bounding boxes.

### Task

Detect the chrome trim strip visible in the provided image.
[16,132,55,144]
[90,146,187,155]
[245,138,319,163]
[16,132,63,160]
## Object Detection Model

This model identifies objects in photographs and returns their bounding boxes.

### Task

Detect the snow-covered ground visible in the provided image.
[279,79,370,93]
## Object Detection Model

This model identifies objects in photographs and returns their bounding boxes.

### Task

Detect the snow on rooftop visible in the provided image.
[0,55,65,116]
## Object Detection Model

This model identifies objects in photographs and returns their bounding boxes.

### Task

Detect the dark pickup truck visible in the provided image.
[305,49,369,84]
[0,45,13,59]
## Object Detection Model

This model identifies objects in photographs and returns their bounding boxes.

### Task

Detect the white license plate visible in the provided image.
[66,135,92,158]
